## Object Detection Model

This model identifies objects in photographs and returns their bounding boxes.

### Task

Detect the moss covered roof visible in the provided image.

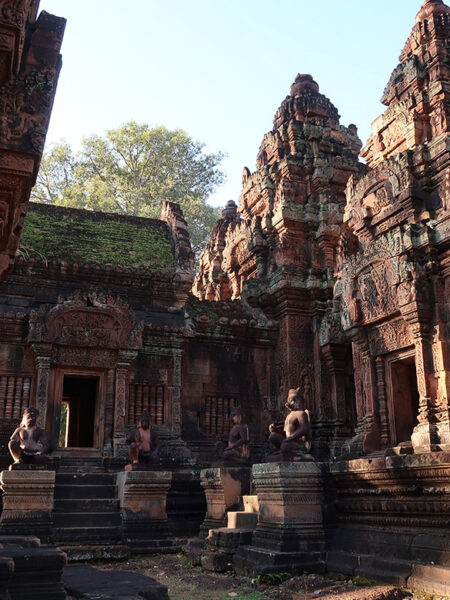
[19,203,175,270]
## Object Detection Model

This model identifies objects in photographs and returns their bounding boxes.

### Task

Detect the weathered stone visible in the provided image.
[226,511,257,529]
[328,453,450,594]
[242,495,259,513]
[207,527,253,553]
[4,544,67,600]
[199,467,250,538]
[0,2,65,280]
[0,470,54,542]
[234,462,326,574]
[117,469,175,553]
[200,551,232,573]
[63,564,169,600]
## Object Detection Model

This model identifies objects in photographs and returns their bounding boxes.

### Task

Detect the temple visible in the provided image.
[0,0,448,596]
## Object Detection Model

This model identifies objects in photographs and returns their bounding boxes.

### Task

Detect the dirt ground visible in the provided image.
[96,554,448,600]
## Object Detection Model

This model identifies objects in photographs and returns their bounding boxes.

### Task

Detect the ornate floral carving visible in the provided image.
[28,291,143,350]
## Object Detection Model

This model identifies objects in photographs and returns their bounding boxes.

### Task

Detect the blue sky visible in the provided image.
[39,0,426,207]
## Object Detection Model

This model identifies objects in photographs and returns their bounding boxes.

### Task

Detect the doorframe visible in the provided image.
[48,367,106,452]
[384,347,417,446]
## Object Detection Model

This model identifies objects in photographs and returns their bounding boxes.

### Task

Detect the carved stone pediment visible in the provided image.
[28,291,143,350]
[344,156,416,234]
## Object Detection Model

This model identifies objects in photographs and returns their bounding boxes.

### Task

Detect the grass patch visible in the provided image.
[20,203,174,269]
[352,575,379,586]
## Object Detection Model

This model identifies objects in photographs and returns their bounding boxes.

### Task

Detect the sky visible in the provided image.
[38,0,427,208]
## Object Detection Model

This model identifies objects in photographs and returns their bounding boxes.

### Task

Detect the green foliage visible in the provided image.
[352,575,379,587]
[252,572,293,586]
[20,206,174,269]
[32,122,224,256]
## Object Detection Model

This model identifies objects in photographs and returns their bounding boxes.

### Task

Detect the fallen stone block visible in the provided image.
[63,564,169,600]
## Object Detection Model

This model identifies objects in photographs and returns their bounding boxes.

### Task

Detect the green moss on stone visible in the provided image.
[20,203,175,270]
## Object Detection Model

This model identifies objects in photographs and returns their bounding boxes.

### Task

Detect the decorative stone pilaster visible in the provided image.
[103,368,115,456]
[233,462,326,575]
[117,470,175,553]
[113,350,137,457]
[199,467,251,538]
[31,344,52,428]
[171,350,182,434]
[375,356,390,448]
[399,308,440,452]
[0,471,55,542]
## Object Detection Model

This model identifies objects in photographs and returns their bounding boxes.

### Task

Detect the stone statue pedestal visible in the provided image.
[117,470,175,553]
[199,467,250,538]
[0,470,55,543]
[233,462,326,575]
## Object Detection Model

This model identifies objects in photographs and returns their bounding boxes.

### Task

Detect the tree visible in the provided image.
[32,122,225,256]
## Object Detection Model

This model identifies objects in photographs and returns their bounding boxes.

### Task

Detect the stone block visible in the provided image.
[356,556,411,586]
[199,467,250,538]
[233,462,326,575]
[63,564,169,600]
[200,551,232,573]
[117,470,175,553]
[227,511,257,529]
[183,538,207,567]
[326,550,358,576]
[0,555,14,600]
[0,471,55,542]
[242,495,259,513]
[1,542,67,600]
[207,527,253,552]
[408,564,450,596]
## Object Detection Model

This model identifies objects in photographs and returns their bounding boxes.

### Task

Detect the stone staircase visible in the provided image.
[185,494,259,572]
[53,457,127,559]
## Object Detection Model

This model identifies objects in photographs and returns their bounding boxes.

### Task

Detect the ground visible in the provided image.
[95,554,448,600]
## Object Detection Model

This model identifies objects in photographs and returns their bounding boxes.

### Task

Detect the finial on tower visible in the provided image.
[416,0,446,23]
[290,74,319,97]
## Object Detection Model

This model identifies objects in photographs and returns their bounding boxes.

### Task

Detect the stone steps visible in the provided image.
[54,498,120,512]
[53,458,123,548]
[227,511,257,529]
[54,484,116,499]
[55,472,115,485]
[54,526,122,544]
[53,511,122,528]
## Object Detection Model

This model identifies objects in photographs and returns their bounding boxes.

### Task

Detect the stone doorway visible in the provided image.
[59,375,98,448]
[388,354,420,445]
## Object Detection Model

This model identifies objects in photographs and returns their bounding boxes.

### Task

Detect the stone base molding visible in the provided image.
[0,470,55,543]
[117,469,175,553]
[234,462,326,574]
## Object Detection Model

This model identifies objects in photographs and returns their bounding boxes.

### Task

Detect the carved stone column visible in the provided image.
[375,356,390,448]
[399,297,438,452]
[171,349,182,434]
[350,332,380,454]
[113,350,137,457]
[32,343,52,428]
[321,343,349,445]
[103,368,115,456]
[410,323,439,452]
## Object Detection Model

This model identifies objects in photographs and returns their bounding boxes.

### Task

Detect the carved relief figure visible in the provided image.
[8,407,50,466]
[268,388,313,461]
[221,406,250,464]
[125,410,159,470]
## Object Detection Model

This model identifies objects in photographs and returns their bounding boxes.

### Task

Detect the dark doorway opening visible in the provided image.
[390,356,419,445]
[59,376,97,447]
